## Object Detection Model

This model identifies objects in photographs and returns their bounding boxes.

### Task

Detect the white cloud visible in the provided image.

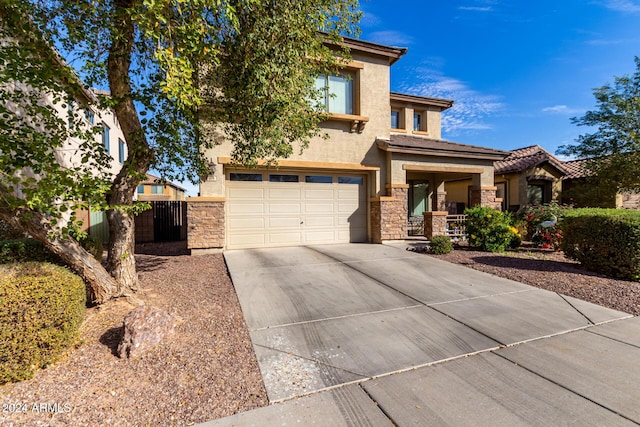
[541,105,583,114]
[399,65,503,135]
[366,31,413,46]
[458,6,493,11]
[360,11,381,28]
[600,0,640,12]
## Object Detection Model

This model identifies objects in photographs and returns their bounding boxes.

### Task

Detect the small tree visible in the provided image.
[558,57,640,198]
[2,0,361,303]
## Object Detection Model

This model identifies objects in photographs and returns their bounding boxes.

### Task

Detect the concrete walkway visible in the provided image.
[202,244,640,426]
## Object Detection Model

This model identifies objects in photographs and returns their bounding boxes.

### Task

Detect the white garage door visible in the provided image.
[226,171,367,249]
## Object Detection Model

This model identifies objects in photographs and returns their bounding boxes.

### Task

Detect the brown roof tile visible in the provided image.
[494,145,568,175]
[562,158,590,179]
[378,135,509,160]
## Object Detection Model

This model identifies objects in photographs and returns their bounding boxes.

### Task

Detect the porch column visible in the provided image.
[432,178,447,212]
[187,197,225,254]
[371,184,409,242]
[424,211,448,238]
[469,173,500,209]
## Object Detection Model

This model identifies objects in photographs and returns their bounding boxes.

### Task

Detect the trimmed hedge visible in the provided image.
[0,238,60,264]
[561,209,640,281]
[429,235,453,254]
[0,263,86,384]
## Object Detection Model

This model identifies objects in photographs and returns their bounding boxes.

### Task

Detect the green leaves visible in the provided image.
[558,57,640,195]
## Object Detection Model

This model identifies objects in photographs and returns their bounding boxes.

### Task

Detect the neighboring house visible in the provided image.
[446,145,568,212]
[562,159,640,209]
[189,36,508,251]
[136,173,187,202]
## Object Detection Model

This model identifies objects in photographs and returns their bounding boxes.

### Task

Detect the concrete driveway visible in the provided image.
[205,244,640,426]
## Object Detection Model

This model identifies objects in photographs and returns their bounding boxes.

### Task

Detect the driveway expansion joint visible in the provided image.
[492,350,640,425]
[250,304,424,332]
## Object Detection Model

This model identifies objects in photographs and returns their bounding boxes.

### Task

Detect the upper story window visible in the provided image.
[413,112,422,131]
[391,110,400,129]
[137,185,145,194]
[102,124,110,153]
[151,185,164,194]
[85,109,95,124]
[118,138,125,164]
[314,72,355,115]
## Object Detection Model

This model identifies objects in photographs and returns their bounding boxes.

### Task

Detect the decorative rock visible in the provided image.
[117,305,177,359]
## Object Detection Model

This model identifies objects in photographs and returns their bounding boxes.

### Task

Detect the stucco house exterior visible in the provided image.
[446,145,568,212]
[188,37,508,252]
[136,173,187,202]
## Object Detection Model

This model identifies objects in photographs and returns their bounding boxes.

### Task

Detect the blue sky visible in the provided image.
[359,0,640,156]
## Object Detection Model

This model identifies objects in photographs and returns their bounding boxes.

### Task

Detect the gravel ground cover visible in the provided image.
[0,243,267,426]
[2,241,638,426]
[427,242,640,316]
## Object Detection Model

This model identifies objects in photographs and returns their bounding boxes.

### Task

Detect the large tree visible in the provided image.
[558,57,640,197]
[1,0,360,303]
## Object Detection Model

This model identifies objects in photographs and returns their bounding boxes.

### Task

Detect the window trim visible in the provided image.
[102,123,110,154]
[118,138,125,164]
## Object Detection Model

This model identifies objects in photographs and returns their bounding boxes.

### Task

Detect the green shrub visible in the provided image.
[429,235,453,254]
[0,238,60,264]
[0,263,86,384]
[465,206,521,253]
[561,209,640,281]
[523,202,571,250]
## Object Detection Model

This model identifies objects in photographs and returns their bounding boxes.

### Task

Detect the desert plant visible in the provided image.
[562,209,640,280]
[429,235,453,254]
[0,262,86,384]
[523,202,571,250]
[465,206,520,253]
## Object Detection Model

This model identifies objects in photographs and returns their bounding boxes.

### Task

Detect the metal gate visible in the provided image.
[152,201,187,242]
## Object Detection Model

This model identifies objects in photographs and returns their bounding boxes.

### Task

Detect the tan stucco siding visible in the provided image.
[201,51,391,198]
[444,180,469,206]
[390,155,494,186]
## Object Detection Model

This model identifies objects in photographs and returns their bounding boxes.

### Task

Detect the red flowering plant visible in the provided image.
[522,202,570,251]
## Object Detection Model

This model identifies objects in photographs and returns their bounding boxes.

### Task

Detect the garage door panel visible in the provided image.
[304,217,335,227]
[268,203,301,214]
[228,187,265,199]
[228,234,266,247]
[268,232,302,244]
[228,217,265,230]
[305,188,334,199]
[227,171,366,249]
[305,203,335,214]
[228,203,265,215]
[268,188,301,199]
[269,217,302,228]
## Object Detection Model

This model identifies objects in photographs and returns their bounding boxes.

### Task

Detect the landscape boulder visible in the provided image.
[117,305,177,359]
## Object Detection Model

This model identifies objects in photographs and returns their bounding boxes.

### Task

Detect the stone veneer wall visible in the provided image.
[371,187,408,243]
[470,186,501,210]
[187,201,225,249]
[423,211,448,238]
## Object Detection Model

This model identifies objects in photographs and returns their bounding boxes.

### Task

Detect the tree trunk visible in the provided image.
[0,208,128,305]
[104,0,153,289]
[105,203,139,291]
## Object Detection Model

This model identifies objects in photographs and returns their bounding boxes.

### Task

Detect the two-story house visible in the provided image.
[188,36,508,252]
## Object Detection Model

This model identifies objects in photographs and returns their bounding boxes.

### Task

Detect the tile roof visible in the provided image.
[494,145,568,175]
[379,135,509,160]
[562,158,590,179]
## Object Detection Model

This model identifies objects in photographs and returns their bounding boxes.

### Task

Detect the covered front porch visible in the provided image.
[373,135,508,241]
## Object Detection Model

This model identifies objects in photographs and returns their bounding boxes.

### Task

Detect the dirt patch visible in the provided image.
[428,243,640,316]
[0,250,267,426]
